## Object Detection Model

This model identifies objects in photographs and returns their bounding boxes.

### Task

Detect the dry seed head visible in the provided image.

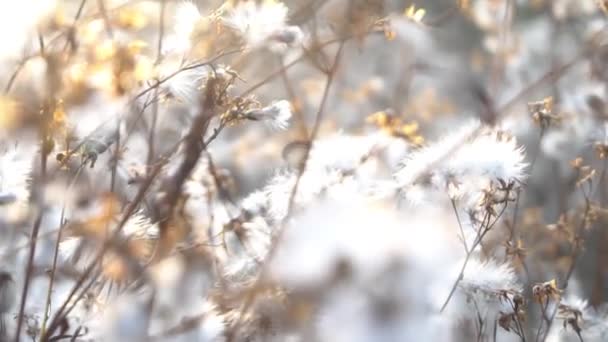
[528,96,559,129]
[532,279,562,303]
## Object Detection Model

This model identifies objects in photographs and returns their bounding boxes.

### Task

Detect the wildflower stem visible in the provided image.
[61,0,88,52]
[155,0,166,64]
[153,73,222,257]
[96,0,114,39]
[277,55,308,138]
[440,249,473,313]
[226,39,346,341]
[14,77,56,342]
[440,203,509,313]
[40,164,86,338]
[539,186,593,342]
[146,87,160,167]
[450,198,468,253]
[43,142,175,339]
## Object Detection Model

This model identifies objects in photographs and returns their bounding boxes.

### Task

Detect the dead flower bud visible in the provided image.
[570,157,584,169]
[532,279,562,303]
[528,97,560,129]
[595,142,608,159]
[558,303,584,338]
[504,239,527,261]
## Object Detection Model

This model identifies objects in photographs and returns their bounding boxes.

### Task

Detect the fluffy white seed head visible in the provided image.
[222,0,293,48]
[245,100,292,130]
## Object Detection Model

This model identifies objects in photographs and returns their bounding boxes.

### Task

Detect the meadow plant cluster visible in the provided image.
[2,0,608,341]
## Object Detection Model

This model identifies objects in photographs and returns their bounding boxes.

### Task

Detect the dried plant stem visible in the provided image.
[450,198,468,253]
[147,87,160,167]
[61,0,88,52]
[4,60,28,94]
[15,78,55,341]
[146,0,166,167]
[226,40,345,342]
[539,186,593,342]
[154,75,220,257]
[489,0,513,95]
[96,0,114,39]
[40,164,86,337]
[132,50,243,103]
[277,55,308,138]
[239,32,381,98]
[440,203,510,313]
[110,121,121,192]
[42,142,175,340]
[155,0,166,64]
[15,212,45,342]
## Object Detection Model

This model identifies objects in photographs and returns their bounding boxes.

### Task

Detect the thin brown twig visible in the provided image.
[539,185,594,342]
[440,202,510,313]
[42,138,180,340]
[96,0,114,39]
[226,39,346,341]
[40,163,86,337]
